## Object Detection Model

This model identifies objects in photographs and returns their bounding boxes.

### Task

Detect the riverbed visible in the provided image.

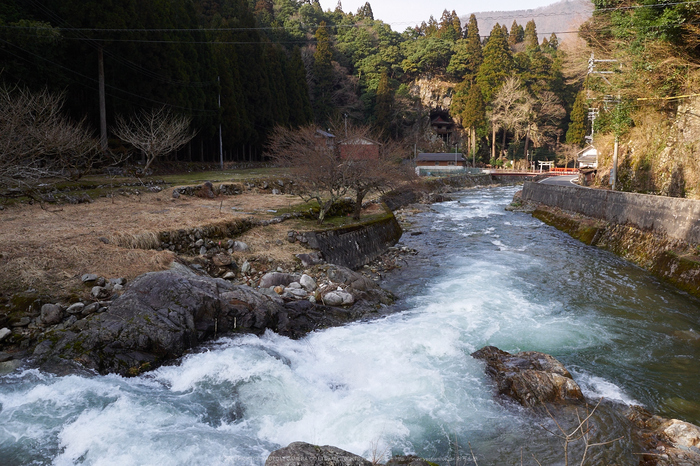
[1,185,699,465]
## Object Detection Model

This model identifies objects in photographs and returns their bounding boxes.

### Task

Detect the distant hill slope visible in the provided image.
[465,0,593,42]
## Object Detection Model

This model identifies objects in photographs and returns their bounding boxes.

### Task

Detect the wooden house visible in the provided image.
[338,136,380,160]
[416,153,466,168]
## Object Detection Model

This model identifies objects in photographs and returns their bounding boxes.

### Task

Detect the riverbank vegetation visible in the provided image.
[576,0,700,198]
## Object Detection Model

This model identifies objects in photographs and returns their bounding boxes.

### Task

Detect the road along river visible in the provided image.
[1,185,699,465]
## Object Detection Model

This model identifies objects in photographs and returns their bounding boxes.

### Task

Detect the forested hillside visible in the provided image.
[573,0,700,197]
[1,0,580,166]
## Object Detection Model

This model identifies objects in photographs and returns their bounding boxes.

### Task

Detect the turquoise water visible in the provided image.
[1,185,699,465]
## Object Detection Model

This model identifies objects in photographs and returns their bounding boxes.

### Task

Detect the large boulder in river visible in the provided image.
[266,442,371,466]
[32,270,380,376]
[33,271,284,375]
[471,346,584,407]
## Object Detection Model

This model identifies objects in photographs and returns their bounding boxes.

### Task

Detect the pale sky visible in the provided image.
[318,0,560,30]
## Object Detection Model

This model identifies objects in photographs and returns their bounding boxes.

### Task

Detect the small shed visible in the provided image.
[577,145,598,169]
[315,129,336,148]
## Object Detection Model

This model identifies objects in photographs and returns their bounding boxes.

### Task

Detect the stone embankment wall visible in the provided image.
[522,182,700,244]
[307,214,403,270]
[521,182,700,297]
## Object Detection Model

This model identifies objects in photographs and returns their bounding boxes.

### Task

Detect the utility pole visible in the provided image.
[218,76,223,170]
[588,52,622,189]
[98,46,108,153]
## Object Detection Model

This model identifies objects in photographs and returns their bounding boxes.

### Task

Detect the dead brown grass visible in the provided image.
[0,189,309,300]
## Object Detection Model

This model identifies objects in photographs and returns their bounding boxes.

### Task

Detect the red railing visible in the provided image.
[548,167,579,175]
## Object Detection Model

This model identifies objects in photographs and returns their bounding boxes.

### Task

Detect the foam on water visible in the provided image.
[570,369,641,406]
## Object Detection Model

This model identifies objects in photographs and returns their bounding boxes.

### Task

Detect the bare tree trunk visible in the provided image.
[501,129,507,165]
[353,189,367,220]
[491,125,496,161]
[523,125,531,169]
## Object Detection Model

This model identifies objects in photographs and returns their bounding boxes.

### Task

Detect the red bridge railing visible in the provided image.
[548,167,579,175]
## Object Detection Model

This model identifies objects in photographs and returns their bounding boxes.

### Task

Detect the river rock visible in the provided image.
[0,327,11,342]
[322,290,354,306]
[212,253,232,267]
[386,456,433,466]
[241,261,251,274]
[81,273,98,283]
[66,303,85,315]
[0,359,22,374]
[295,252,323,267]
[91,286,110,300]
[286,288,308,299]
[471,346,584,407]
[81,302,100,317]
[259,272,300,289]
[265,442,371,466]
[40,304,63,326]
[627,406,700,465]
[109,278,126,287]
[196,181,215,198]
[323,264,393,307]
[300,274,317,291]
[233,241,250,252]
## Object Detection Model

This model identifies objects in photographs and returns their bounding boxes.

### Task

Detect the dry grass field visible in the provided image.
[0,186,321,302]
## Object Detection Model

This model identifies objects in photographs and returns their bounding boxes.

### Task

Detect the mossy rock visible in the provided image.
[9,291,41,313]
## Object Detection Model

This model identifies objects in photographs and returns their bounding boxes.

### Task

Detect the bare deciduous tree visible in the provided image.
[112,107,196,172]
[266,124,412,223]
[335,125,413,220]
[267,124,353,224]
[489,77,534,164]
[524,91,566,165]
[0,85,99,194]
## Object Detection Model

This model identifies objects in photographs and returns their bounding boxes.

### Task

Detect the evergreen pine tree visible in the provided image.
[312,21,335,124]
[287,46,313,127]
[566,90,587,146]
[375,69,393,137]
[462,14,483,82]
[476,23,514,102]
[451,12,462,40]
[357,2,374,20]
[524,20,539,50]
[508,21,524,48]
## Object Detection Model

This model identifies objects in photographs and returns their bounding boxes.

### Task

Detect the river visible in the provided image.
[1,185,700,465]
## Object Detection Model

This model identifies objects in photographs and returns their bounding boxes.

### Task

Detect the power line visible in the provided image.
[18,0,216,87]
[0,38,217,114]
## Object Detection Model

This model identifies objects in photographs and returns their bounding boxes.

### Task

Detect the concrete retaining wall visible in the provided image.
[522,182,700,244]
[304,213,403,270]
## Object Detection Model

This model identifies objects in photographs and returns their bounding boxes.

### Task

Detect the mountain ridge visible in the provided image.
[465,0,593,41]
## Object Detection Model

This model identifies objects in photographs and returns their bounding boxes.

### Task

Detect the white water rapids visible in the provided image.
[2,185,700,465]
